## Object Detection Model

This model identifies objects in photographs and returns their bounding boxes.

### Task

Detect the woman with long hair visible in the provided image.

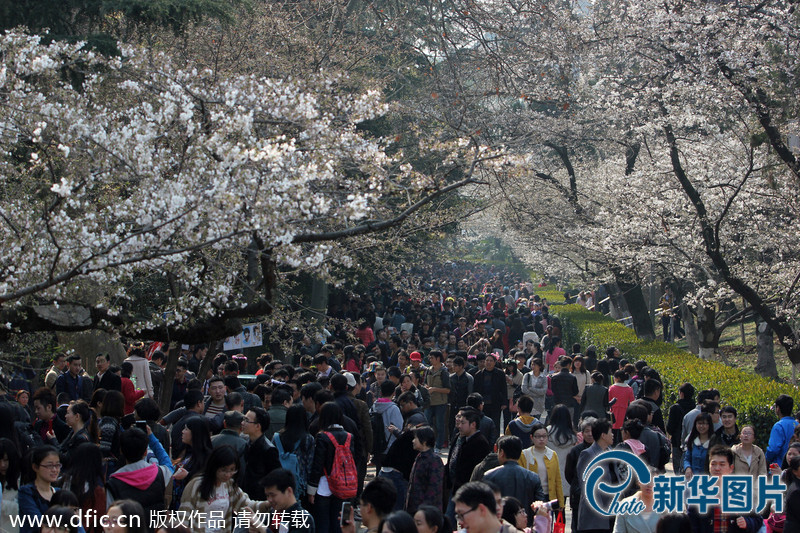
[545,404,576,499]
[544,337,565,374]
[120,362,145,416]
[505,359,523,414]
[61,443,106,533]
[41,506,78,533]
[0,437,22,533]
[98,390,124,477]
[273,404,315,497]
[178,446,269,533]
[89,389,107,420]
[55,401,97,469]
[171,417,213,509]
[307,402,355,533]
[18,445,61,533]
[343,345,362,373]
[683,412,713,478]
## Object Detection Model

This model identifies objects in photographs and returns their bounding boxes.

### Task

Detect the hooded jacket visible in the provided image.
[370,398,403,451]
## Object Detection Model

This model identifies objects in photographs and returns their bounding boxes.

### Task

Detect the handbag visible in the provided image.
[766,512,785,533]
[552,509,565,533]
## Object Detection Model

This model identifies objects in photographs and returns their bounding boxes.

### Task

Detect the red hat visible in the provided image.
[409,351,423,362]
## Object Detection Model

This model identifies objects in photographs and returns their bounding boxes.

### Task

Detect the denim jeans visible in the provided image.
[378,468,408,511]
[426,404,448,448]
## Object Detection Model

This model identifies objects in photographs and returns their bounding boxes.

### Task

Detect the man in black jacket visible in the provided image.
[93,353,122,392]
[472,354,507,431]
[242,407,282,499]
[446,407,491,524]
[551,357,579,420]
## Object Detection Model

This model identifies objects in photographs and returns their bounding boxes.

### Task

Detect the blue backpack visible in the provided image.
[273,434,304,495]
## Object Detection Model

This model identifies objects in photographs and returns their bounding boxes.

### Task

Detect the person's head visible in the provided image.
[691,412,713,440]
[530,423,548,450]
[708,445,735,477]
[33,387,56,421]
[133,397,160,422]
[606,346,619,358]
[244,407,270,438]
[591,418,614,448]
[53,353,67,371]
[119,427,150,463]
[429,350,444,367]
[104,499,147,533]
[318,402,344,429]
[199,445,240,500]
[380,379,396,398]
[613,369,627,383]
[66,355,81,376]
[500,497,527,531]
[208,377,226,401]
[0,437,21,490]
[701,400,720,426]
[466,393,484,411]
[496,435,523,463]
[530,359,544,375]
[484,354,496,370]
[41,506,78,533]
[65,400,91,429]
[720,406,737,430]
[579,417,597,445]
[456,407,481,437]
[414,506,449,533]
[120,361,134,379]
[786,443,800,464]
[313,355,329,372]
[184,390,205,413]
[181,417,212,456]
[379,511,417,533]
[643,379,662,399]
[453,482,500,531]
[776,394,794,417]
[261,468,298,511]
[516,395,533,415]
[397,391,419,413]
[175,359,188,382]
[622,418,644,441]
[360,477,398,527]
[736,425,755,446]
[678,382,695,402]
[31,445,61,484]
[95,353,111,374]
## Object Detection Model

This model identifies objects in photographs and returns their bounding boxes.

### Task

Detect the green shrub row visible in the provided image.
[557,304,799,449]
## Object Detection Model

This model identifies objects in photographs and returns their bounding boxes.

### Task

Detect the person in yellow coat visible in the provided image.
[518,423,565,508]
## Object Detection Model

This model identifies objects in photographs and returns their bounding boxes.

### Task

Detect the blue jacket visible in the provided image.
[683,440,709,473]
[18,485,61,533]
[765,416,797,464]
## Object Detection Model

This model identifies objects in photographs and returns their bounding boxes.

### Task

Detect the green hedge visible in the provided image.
[557,304,799,448]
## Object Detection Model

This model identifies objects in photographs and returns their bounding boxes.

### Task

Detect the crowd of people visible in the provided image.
[0,264,798,533]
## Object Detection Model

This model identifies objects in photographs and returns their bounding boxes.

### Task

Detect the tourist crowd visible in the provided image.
[0,264,798,533]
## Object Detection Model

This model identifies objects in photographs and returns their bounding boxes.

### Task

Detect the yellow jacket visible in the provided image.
[519,445,564,507]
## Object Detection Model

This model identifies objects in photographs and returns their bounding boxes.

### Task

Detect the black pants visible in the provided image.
[483,403,502,441]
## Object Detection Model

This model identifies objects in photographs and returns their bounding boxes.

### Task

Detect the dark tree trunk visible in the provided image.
[755,317,779,379]
[612,270,655,340]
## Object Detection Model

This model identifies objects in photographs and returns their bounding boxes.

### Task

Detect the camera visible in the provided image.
[537,500,560,512]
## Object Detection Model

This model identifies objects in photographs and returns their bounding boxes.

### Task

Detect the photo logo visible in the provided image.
[582,450,652,517]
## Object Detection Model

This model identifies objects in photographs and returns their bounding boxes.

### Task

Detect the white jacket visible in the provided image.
[124,354,153,398]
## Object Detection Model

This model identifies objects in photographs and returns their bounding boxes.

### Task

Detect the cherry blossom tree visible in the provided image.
[0,31,499,343]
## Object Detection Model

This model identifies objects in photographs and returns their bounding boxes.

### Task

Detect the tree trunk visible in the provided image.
[755,317,779,379]
[681,303,700,355]
[158,343,179,417]
[309,275,329,330]
[696,306,717,360]
[612,270,656,340]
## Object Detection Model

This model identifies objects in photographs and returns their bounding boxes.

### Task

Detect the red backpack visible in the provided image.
[323,431,357,499]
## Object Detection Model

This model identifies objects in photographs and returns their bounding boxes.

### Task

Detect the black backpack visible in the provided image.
[370,407,387,457]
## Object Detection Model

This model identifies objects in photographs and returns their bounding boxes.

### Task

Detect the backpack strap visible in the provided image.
[273,434,284,454]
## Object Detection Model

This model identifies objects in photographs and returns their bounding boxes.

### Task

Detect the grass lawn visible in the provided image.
[674,320,797,383]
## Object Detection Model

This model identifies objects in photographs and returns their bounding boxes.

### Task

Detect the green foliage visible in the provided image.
[558,305,798,447]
